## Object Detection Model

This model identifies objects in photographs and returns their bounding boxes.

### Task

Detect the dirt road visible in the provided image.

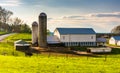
[0,33,15,42]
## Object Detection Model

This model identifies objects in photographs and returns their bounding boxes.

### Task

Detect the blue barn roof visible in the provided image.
[56,28,96,34]
[112,36,120,40]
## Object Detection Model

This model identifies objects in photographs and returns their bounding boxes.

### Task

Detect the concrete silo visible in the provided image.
[32,21,38,45]
[38,12,47,48]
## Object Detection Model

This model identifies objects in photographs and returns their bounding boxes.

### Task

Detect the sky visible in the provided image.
[0,0,120,33]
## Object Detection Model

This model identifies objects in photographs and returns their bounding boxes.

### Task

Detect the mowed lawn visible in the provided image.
[0,33,120,73]
[0,33,31,56]
[0,55,120,73]
[0,31,8,35]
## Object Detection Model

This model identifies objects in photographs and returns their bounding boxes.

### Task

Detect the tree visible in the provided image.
[0,6,3,22]
[0,6,13,32]
[11,17,23,32]
[10,17,31,33]
[20,24,31,33]
[47,29,51,35]
[111,25,120,34]
[0,6,31,33]
[1,9,13,24]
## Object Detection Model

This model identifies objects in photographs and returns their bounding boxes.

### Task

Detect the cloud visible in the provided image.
[90,12,120,18]
[61,12,120,23]
[0,0,22,6]
[63,16,82,19]
[47,18,53,21]
[62,15,87,20]
[47,12,120,32]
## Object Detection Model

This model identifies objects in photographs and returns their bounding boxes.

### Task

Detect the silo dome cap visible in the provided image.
[40,12,47,16]
[32,21,38,26]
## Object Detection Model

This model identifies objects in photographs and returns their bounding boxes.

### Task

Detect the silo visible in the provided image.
[32,21,38,45]
[38,12,47,47]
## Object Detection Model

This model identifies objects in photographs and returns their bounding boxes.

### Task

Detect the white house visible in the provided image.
[109,36,120,45]
[53,28,96,46]
[117,41,120,46]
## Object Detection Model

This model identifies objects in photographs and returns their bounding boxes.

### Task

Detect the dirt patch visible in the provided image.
[30,47,97,57]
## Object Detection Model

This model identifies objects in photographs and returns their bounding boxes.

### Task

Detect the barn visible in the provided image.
[109,36,120,45]
[53,28,96,46]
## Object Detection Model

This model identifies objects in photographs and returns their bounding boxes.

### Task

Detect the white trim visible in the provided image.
[15,44,30,46]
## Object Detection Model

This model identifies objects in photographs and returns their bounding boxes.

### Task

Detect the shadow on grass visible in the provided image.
[44,47,102,58]
[14,46,120,57]
[110,48,120,55]
[11,39,31,41]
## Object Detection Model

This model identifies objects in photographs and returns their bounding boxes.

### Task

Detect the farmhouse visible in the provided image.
[109,36,120,45]
[53,28,96,46]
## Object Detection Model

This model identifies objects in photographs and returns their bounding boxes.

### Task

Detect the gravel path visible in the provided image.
[0,33,15,42]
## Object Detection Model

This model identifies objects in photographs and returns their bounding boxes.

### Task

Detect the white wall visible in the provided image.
[54,29,60,39]
[109,37,116,45]
[117,41,120,46]
[60,34,96,42]
[32,26,38,44]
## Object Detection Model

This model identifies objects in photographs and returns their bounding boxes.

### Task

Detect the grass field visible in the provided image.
[0,55,120,73]
[0,33,120,73]
[0,33,31,56]
[5,33,31,42]
[0,31,8,35]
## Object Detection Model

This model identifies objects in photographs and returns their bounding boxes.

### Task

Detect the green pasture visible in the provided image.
[5,33,31,42]
[0,33,31,56]
[0,31,8,35]
[0,33,120,73]
[0,55,120,73]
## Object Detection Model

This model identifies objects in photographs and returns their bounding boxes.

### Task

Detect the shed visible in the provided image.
[109,36,120,45]
[47,36,60,44]
[97,38,106,46]
[87,47,112,53]
[47,36,64,46]
[14,40,30,51]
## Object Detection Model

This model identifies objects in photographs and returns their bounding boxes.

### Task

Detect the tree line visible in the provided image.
[0,6,31,33]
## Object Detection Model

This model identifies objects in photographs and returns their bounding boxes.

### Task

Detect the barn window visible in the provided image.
[91,36,93,39]
[63,36,65,40]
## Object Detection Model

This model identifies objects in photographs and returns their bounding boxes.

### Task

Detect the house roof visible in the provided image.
[32,21,38,26]
[14,40,29,44]
[14,40,30,46]
[56,28,96,34]
[47,36,60,44]
[112,36,120,40]
[97,38,106,42]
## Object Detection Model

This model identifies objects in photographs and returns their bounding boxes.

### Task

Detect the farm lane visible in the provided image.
[0,33,15,42]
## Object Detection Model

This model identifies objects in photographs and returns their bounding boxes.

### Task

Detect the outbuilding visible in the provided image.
[97,38,106,46]
[14,40,30,51]
[109,36,120,45]
[117,41,120,46]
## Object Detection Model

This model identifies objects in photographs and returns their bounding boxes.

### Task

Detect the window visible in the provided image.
[63,36,65,40]
[91,36,93,39]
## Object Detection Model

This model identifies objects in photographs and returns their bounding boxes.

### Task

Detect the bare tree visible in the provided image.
[13,17,23,25]
[2,9,13,24]
[0,6,13,32]
[111,25,120,34]
[11,17,23,32]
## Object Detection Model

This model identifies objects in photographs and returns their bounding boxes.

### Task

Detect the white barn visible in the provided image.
[109,36,120,45]
[53,28,96,46]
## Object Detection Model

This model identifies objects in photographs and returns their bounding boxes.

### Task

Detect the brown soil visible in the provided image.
[31,46,95,57]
